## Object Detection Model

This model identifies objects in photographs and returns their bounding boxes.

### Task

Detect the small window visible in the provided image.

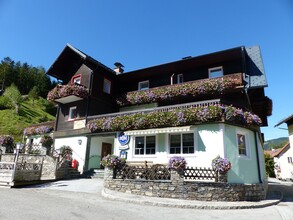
[170,133,194,154]
[138,80,149,91]
[237,133,247,156]
[103,78,112,94]
[288,157,293,163]
[68,106,77,121]
[177,74,184,84]
[134,136,156,155]
[209,67,223,78]
[72,75,81,84]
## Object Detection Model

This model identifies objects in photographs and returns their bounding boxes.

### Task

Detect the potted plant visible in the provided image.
[100,154,126,169]
[0,135,14,153]
[168,156,187,175]
[212,155,231,182]
[40,135,53,155]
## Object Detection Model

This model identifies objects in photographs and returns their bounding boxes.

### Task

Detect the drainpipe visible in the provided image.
[254,131,263,183]
[170,73,175,85]
[85,70,93,124]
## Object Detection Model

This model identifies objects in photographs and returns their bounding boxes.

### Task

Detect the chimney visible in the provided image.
[114,62,124,74]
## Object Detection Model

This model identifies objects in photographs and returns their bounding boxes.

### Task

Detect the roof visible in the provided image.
[119,46,245,80]
[46,44,115,80]
[264,150,275,158]
[275,114,293,127]
[272,142,290,157]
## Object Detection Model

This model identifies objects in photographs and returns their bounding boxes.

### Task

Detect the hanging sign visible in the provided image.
[118,132,130,146]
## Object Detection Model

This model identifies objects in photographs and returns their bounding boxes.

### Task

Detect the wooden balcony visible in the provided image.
[47,84,89,104]
[117,73,244,107]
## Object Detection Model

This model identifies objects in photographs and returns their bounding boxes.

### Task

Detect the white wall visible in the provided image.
[276,147,293,180]
[54,136,87,173]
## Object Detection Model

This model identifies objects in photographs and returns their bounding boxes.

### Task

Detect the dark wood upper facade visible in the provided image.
[47,44,271,136]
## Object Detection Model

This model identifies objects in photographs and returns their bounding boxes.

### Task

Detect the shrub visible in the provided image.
[40,135,53,148]
[100,154,126,169]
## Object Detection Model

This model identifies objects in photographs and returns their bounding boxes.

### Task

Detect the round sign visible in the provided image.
[118,132,130,146]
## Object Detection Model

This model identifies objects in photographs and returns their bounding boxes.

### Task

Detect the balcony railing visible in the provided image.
[116,73,243,107]
[47,84,89,104]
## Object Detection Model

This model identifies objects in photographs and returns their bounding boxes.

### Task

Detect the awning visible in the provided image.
[124,126,193,135]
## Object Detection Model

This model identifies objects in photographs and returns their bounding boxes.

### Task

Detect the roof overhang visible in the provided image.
[275,114,293,127]
[124,126,194,135]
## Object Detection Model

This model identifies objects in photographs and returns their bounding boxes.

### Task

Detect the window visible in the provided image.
[72,75,81,84]
[68,106,77,120]
[209,67,223,78]
[177,74,184,84]
[288,157,293,163]
[237,133,247,156]
[103,78,112,94]
[138,80,149,91]
[170,133,194,154]
[134,136,156,155]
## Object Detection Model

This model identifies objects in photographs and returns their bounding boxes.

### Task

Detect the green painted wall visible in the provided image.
[224,125,259,184]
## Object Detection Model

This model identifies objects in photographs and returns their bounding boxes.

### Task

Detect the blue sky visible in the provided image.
[0,0,292,140]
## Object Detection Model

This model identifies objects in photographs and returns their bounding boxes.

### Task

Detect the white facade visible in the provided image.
[274,144,293,180]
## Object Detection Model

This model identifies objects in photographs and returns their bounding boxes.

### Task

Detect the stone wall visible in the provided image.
[104,168,267,201]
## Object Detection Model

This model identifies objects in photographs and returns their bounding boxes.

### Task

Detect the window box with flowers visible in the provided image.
[87,105,262,133]
[117,73,243,107]
[47,84,89,104]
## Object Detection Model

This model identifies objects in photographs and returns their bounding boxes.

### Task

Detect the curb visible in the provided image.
[102,188,282,210]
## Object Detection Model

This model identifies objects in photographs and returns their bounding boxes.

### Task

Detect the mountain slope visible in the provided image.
[0,97,55,142]
[264,137,289,150]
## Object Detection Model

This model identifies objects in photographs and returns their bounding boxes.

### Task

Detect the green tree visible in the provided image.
[3,84,23,114]
[28,86,39,105]
[264,153,275,177]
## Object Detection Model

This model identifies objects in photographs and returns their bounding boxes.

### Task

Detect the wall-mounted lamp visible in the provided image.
[78,139,82,145]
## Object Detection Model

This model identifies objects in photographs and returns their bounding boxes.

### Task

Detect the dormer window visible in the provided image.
[138,80,149,91]
[72,74,81,85]
[177,74,184,84]
[209,67,223,78]
[103,78,112,94]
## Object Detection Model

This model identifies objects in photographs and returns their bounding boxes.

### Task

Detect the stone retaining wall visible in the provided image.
[104,168,267,201]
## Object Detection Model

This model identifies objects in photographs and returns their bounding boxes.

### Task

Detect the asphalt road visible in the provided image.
[0,179,292,220]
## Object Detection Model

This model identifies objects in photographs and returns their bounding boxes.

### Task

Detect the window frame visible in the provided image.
[68,106,77,121]
[71,74,82,85]
[103,77,112,94]
[138,80,149,91]
[236,131,250,158]
[208,66,223,78]
[169,133,195,155]
[177,74,184,84]
[288,157,293,163]
[134,135,156,156]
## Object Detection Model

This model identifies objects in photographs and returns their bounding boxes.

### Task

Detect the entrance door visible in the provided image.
[101,143,112,169]
[101,143,112,158]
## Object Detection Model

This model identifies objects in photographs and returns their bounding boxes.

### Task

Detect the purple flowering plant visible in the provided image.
[24,125,54,136]
[212,155,231,174]
[168,156,187,170]
[87,105,261,133]
[101,154,126,169]
[117,73,242,106]
[47,84,89,102]
[0,135,14,146]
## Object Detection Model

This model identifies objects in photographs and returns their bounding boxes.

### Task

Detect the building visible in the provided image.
[33,44,271,184]
[274,114,293,180]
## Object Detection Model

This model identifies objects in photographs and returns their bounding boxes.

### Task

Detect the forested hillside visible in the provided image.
[0,57,57,141]
[0,57,57,97]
